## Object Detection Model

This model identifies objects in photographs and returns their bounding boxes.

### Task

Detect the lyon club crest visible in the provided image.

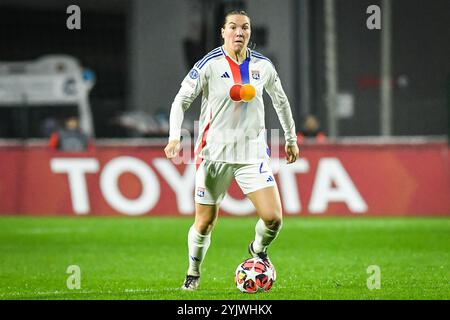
[196,187,205,197]
[251,70,260,80]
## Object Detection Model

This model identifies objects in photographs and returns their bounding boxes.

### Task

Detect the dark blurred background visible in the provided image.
[0,0,449,139]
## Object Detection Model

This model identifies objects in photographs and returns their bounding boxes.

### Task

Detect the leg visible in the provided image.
[193,203,220,235]
[182,203,218,290]
[183,160,234,290]
[246,185,283,254]
[187,203,219,276]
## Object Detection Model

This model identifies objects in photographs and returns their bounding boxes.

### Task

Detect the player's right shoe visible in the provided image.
[181,275,200,291]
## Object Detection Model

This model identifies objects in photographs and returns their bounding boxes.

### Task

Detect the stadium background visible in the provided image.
[0,0,449,300]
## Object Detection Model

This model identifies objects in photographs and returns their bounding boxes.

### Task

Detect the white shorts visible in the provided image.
[194,159,277,205]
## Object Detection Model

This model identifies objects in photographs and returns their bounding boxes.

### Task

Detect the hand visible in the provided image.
[285,143,299,164]
[164,140,181,159]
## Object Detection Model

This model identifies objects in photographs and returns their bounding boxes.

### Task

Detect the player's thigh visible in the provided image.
[195,160,234,206]
[194,160,234,233]
[246,185,282,223]
[234,161,282,222]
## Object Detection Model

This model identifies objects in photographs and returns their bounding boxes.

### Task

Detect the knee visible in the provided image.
[262,208,282,230]
[264,217,282,231]
[259,204,282,231]
[195,204,219,234]
[195,215,217,234]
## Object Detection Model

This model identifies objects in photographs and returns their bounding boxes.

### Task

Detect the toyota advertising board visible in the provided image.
[0,142,448,216]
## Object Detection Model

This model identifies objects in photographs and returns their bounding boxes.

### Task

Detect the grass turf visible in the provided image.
[0,216,448,300]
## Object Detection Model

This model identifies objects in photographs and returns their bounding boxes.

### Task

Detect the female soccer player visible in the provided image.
[164,10,299,290]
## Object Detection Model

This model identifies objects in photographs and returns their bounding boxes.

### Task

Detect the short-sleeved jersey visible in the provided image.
[169,46,296,165]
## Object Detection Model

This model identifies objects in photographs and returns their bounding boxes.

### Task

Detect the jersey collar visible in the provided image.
[221,46,250,65]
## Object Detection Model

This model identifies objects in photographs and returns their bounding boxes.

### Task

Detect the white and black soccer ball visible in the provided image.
[234,258,276,293]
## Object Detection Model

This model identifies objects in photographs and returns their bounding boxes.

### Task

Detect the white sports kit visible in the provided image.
[169,46,296,204]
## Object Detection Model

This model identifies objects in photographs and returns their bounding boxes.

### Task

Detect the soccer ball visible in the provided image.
[234,257,276,293]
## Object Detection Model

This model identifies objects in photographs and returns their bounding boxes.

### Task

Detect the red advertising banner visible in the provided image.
[0,142,449,216]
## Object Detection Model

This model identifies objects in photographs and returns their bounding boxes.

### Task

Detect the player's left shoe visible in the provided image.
[181,274,200,291]
[248,241,273,267]
[248,241,276,281]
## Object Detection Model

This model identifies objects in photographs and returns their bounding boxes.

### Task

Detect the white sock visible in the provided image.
[187,225,211,276]
[253,218,282,253]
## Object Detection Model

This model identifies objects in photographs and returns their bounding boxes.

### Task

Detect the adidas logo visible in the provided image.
[266,176,274,182]
[221,72,230,78]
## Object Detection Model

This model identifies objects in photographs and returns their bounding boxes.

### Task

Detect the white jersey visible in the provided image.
[169,46,296,165]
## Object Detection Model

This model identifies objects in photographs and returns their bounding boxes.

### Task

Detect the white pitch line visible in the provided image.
[0,288,180,298]
[12,227,90,235]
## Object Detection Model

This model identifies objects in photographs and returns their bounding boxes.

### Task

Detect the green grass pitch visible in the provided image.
[0,216,448,300]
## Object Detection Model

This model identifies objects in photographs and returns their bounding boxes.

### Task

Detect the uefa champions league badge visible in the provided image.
[251,70,260,80]
[189,68,199,80]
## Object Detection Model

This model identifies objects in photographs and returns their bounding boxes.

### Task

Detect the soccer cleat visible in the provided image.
[248,241,268,259]
[248,241,276,281]
[181,274,200,291]
[249,241,274,265]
